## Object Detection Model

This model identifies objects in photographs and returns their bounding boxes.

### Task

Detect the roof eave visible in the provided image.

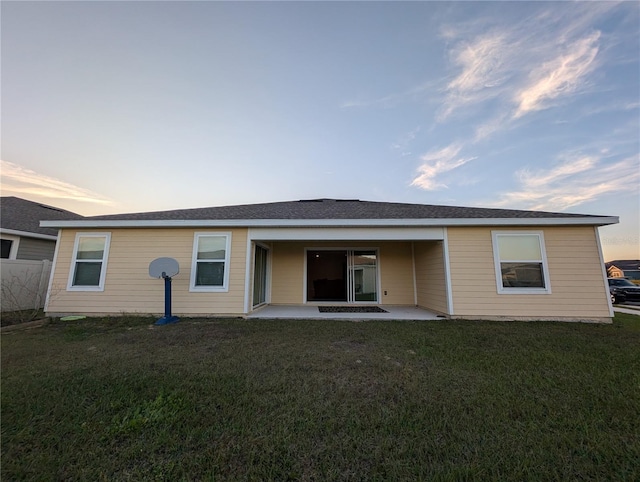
[1,228,59,241]
[40,216,619,229]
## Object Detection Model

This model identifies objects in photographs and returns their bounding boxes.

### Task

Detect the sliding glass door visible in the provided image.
[307,249,378,303]
[253,245,268,307]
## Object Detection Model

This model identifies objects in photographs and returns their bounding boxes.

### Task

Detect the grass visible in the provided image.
[2,314,639,481]
[0,308,45,327]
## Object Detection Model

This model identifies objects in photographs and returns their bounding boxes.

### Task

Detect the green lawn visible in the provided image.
[2,314,639,481]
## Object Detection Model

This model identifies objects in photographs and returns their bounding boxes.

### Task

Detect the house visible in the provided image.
[606,260,640,284]
[40,198,617,322]
[607,265,625,278]
[1,197,82,313]
[1,197,82,260]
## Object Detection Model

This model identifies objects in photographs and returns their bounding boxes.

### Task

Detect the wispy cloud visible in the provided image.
[411,143,477,190]
[487,152,639,211]
[517,155,597,189]
[438,3,617,129]
[440,31,511,119]
[473,112,510,141]
[391,126,421,155]
[340,81,438,110]
[340,94,400,110]
[0,160,114,206]
[580,100,640,117]
[514,32,600,118]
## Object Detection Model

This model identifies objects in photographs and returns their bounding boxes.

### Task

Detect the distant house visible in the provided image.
[41,198,618,323]
[1,197,82,260]
[606,260,640,284]
[1,197,82,313]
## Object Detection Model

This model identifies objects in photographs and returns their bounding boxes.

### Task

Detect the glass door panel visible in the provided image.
[349,250,378,302]
[253,245,268,307]
[306,250,347,302]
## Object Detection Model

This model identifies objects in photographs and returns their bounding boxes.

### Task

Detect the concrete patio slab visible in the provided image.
[247,305,444,321]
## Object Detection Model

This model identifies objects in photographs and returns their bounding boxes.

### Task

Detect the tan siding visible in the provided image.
[447,226,610,319]
[270,242,305,304]
[48,225,609,320]
[414,241,448,314]
[47,228,248,316]
[378,242,414,305]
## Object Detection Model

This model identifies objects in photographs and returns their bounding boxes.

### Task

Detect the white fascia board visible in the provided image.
[0,228,58,241]
[40,216,619,229]
[249,227,445,241]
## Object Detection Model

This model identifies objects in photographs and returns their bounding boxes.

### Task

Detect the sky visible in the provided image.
[1,1,639,261]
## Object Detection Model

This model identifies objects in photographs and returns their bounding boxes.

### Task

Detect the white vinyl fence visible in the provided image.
[0,260,52,312]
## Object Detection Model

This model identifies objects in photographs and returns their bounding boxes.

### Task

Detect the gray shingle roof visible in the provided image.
[605,260,640,270]
[1,197,83,237]
[82,198,605,222]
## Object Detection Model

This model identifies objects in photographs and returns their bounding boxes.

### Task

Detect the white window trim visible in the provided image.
[492,231,551,295]
[0,234,20,259]
[189,232,232,292]
[67,232,111,291]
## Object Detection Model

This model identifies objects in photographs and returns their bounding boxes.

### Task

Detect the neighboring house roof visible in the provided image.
[40,198,618,229]
[1,196,83,238]
[605,260,640,271]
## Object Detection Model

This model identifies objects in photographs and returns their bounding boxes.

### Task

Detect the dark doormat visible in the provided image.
[318,306,388,313]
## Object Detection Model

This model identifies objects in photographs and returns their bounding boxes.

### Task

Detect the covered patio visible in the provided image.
[247,235,451,318]
[247,304,444,321]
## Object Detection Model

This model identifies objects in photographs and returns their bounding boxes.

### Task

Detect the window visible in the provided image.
[492,231,550,294]
[1,239,14,258]
[190,233,231,291]
[68,233,111,291]
[0,235,19,259]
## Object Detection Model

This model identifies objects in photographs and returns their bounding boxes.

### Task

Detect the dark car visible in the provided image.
[608,278,640,304]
